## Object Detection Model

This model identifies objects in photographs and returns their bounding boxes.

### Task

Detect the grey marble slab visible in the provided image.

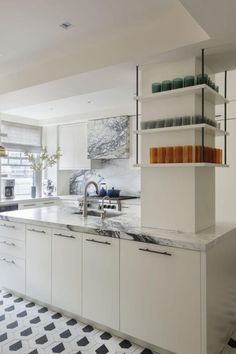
[0,206,235,252]
[88,116,129,159]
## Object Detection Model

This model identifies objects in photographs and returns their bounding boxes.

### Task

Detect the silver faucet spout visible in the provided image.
[83,181,99,217]
[101,196,111,220]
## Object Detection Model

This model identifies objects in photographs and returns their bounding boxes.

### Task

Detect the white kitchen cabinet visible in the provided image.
[0,221,26,294]
[52,229,82,315]
[0,220,25,241]
[59,123,100,170]
[26,225,52,304]
[82,235,119,330]
[0,255,25,294]
[120,240,201,354]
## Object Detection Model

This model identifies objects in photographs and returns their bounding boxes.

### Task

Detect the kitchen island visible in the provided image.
[0,206,235,354]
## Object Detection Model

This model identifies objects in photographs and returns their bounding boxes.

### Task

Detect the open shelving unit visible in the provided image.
[134,49,229,167]
[134,84,228,105]
[134,163,229,168]
[134,124,229,137]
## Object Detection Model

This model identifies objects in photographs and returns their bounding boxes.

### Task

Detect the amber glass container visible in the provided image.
[204,146,212,163]
[173,146,183,163]
[215,148,222,164]
[183,145,193,163]
[157,147,166,163]
[195,145,203,162]
[165,146,174,163]
[150,147,157,163]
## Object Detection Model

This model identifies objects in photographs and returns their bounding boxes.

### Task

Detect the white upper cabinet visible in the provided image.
[59,122,100,170]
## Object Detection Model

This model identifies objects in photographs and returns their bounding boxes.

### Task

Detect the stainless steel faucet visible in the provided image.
[101,196,111,220]
[83,181,99,217]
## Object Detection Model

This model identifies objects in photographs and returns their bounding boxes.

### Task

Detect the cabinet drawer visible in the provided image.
[0,221,25,241]
[0,254,25,294]
[0,237,25,259]
[26,224,51,237]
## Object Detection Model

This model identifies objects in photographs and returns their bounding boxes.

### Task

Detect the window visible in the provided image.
[1,152,39,196]
[1,122,42,197]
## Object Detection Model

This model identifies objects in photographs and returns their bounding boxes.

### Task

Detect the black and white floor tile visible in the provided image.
[0,290,157,354]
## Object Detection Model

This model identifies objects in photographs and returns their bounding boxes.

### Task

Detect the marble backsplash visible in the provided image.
[70,159,140,197]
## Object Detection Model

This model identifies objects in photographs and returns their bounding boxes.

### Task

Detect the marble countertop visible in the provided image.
[0,196,59,206]
[59,195,141,206]
[0,205,235,252]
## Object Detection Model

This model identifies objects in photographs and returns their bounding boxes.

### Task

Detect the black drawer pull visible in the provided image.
[54,233,75,239]
[0,257,15,264]
[86,238,111,245]
[0,240,16,247]
[139,248,172,256]
[24,204,36,207]
[28,228,46,234]
[0,224,15,229]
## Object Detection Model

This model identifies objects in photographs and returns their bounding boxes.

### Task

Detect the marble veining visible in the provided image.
[88,116,129,159]
[0,206,235,252]
[69,159,140,197]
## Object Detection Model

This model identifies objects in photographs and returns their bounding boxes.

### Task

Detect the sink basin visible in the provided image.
[73,210,121,218]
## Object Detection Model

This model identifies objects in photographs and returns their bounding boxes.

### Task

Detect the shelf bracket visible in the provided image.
[201,49,205,162]
[136,65,139,165]
[224,70,227,165]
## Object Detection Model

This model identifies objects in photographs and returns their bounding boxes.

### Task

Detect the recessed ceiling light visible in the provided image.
[60,22,73,30]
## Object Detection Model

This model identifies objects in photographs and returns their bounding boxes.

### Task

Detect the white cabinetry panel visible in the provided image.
[82,235,119,330]
[52,229,82,315]
[120,240,201,354]
[59,123,92,170]
[26,225,52,304]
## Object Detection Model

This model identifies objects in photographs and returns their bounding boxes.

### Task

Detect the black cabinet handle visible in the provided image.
[54,233,75,239]
[86,238,111,245]
[139,248,172,256]
[0,224,15,229]
[28,228,46,234]
[0,257,15,264]
[0,240,16,247]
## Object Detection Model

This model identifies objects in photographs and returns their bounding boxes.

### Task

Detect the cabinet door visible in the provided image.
[52,229,82,315]
[120,240,201,354]
[0,254,25,294]
[26,225,51,304]
[59,123,90,170]
[82,235,119,329]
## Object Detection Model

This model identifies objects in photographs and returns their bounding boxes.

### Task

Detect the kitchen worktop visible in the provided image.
[59,194,141,206]
[0,196,60,206]
[0,205,235,251]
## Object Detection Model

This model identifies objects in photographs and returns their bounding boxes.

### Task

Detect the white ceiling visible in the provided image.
[2,0,236,124]
[0,0,175,75]
[4,86,134,121]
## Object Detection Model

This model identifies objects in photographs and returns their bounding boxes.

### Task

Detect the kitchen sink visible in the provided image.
[73,210,121,218]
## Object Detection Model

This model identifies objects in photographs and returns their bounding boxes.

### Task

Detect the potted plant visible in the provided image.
[25,147,62,198]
